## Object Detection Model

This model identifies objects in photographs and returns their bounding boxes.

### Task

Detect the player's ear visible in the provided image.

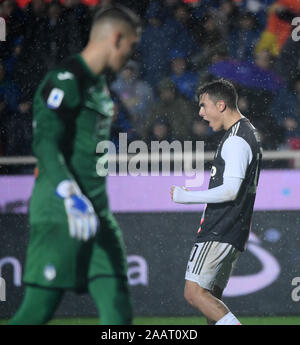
[217,100,226,112]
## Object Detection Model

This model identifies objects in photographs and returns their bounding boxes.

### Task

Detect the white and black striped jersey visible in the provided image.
[196,117,262,252]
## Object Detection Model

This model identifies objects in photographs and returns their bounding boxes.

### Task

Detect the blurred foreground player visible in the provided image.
[10,5,140,325]
[171,80,262,325]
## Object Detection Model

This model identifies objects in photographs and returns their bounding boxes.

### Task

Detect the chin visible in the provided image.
[211,125,222,132]
[109,61,122,73]
[111,65,120,73]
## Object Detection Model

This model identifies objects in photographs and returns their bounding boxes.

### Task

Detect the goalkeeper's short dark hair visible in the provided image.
[197,79,238,110]
[92,4,141,32]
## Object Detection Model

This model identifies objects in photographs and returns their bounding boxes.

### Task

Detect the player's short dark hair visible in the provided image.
[197,79,238,110]
[92,4,141,32]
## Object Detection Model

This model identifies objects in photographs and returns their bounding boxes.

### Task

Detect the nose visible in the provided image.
[199,108,204,118]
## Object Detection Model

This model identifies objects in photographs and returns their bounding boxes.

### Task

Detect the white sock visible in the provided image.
[215,312,241,325]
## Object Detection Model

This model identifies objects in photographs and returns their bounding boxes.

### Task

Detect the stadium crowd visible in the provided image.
[1,0,300,157]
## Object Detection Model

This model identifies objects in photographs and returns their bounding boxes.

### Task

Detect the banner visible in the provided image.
[1,211,300,318]
[1,170,300,214]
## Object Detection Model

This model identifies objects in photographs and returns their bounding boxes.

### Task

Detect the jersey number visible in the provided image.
[189,244,199,262]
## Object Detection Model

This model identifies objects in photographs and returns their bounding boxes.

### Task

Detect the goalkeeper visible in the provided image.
[9,5,140,325]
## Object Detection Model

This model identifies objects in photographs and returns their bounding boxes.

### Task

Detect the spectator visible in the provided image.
[0,60,32,156]
[248,50,286,148]
[0,60,20,114]
[145,77,197,142]
[146,116,174,147]
[62,0,91,55]
[4,36,24,81]
[254,48,276,70]
[240,0,276,29]
[111,60,154,138]
[191,11,228,70]
[168,50,199,102]
[275,36,300,90]
[270,78,300,146]
[45,1,67,69]
[167,3,198,58]
[190,0,219,20]
[205,50,286,149]
[230,12,261,62]
[194,47,229,89]
[14,0,49,100]
[138,0,176,89]
[236,85,285,150]
[110,92,138,151]
[215,0,240,41]
[163,0,181,19]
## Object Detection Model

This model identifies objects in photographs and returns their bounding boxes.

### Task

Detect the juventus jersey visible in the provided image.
[196,117,262,252]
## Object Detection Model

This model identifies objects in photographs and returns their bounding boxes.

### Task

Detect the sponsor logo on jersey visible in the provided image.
[57,72,74,80]
[47,88,64,109]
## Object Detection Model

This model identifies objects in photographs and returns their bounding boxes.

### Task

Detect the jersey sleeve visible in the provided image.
[221,136,253,179]
[41,70,81,112]
[172,176,243,204]
[32,70,81,188]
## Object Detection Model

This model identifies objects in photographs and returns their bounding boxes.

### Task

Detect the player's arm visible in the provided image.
[33,70,98,241]
[171,136,253,204]
[171,177,243,204]
[32,70,80,186]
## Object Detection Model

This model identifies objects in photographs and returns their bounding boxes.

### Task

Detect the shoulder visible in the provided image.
[235,118,261,147]
[221,136,253,160]
[39,67,80,110]
[222,135,251,150]
[228,118,258,140]
[221,136,253,176]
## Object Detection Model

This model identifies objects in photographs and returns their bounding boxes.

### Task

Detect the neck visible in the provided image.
[223,109,243,131]
[80,42,108,75]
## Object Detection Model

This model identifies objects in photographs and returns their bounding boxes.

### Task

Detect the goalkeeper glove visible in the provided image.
[56,180,99,241]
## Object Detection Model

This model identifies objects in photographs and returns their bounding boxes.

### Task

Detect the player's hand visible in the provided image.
[56,180,99,241]
[171,186,189,201]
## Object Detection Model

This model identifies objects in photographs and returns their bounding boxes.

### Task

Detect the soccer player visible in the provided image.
[171,79,262,325]
[9,5,140,325]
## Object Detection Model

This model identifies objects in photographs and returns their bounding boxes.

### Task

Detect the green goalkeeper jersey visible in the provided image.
[30,54,115,224]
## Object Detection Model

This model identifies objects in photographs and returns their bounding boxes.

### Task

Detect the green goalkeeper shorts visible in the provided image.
[23,212,129,293]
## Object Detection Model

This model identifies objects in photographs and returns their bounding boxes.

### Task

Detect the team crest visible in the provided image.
[211,166,217,177]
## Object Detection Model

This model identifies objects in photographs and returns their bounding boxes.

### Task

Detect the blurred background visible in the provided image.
[0,0,300,325]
